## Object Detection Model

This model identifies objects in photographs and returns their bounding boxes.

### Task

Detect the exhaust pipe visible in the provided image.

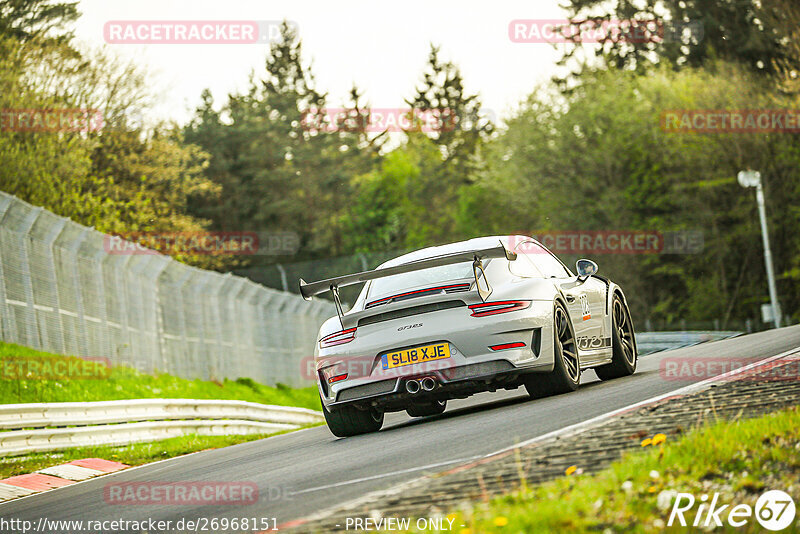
[420,377,437,392]
[405,380,421,394]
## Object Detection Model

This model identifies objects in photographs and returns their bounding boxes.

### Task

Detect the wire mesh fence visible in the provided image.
[235,249,405,311]
[0,192,334,387]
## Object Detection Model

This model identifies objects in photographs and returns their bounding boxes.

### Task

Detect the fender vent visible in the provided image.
[532,327,542,357]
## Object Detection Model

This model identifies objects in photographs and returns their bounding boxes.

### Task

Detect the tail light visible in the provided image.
[489,342,526,351]
[319,327,356,348]
[328,373,348,384]
[469,300,531,317]
[320,365,348,386]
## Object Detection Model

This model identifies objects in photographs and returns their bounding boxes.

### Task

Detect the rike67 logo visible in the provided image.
[668,490,796,530]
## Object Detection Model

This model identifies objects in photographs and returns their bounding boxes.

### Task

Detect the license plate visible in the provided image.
[381,342,451,370]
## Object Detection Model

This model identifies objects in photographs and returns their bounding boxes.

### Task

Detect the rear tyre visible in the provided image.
[406,399,447,417]
[525,301,580,399]
[321,397,384,437]
[595,294,637,380]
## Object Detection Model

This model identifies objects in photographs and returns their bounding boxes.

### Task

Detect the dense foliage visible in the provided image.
[1,0,798,327]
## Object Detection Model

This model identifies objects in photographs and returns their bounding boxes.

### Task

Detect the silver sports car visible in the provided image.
[299,236,637,437]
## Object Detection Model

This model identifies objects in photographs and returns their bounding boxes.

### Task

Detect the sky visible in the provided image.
[72,0,570,127]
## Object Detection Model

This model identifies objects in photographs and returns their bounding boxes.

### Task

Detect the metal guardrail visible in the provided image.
[0,399,324,456]
[636,331,742,355]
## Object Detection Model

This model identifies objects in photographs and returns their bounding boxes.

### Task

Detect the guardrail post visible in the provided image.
[192,272,215,381]
[204,273,227,381]
[134,255,170,373]
[41,217,68,355]
[283,297,306,387]
[112,255,134,368]
[147,255,171,373]
[218,273,239,379]
[67,228,91,357]
[171,266,195,377]
[231,278,252,380]
[87,243,112,362]
[243,282,262,371]
[253,289,272,384]
[17,206,44,349]
[126,256,152,373]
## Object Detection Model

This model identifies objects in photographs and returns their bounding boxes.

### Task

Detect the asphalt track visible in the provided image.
[3,325,799,532]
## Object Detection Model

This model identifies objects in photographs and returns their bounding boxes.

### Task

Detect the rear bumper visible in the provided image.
[316,298,556,411]
[321,353,553,411]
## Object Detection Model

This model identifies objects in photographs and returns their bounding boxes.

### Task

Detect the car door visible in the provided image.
[559,277,607,354]
[520,241,607,353]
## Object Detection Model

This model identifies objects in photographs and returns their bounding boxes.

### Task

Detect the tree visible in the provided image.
[478,63,800,325]
[406,44,493,181]
[185,22,380,262]
[0,24,221,269]
[388,45,497,247]
[0,0,80,52]
[559,0,800,86]
[760,0,800,94]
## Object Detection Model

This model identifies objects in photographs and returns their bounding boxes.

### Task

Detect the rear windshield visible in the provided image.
[367,261,476,300]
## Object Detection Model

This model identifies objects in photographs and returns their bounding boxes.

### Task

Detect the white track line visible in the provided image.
[290,456,484,496]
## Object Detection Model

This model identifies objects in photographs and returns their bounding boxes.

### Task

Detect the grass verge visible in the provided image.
[436,406,800,533]
[0,340,323,479]
[0,340,319,409]
[0,427,318,479]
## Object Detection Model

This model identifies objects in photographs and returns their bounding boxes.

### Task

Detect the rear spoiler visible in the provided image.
[299,241,517,326]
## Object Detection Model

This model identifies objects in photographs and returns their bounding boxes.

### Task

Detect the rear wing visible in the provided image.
[299,241,517,326]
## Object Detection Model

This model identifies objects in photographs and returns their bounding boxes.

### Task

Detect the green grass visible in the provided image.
[0,429,314,479]
[434,406,800,533]
[0,340,320,409]
[0,341,324,480]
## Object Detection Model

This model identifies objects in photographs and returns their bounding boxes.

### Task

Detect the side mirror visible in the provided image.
[576,259,598,280]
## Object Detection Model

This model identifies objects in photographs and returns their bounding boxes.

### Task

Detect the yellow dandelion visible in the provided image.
[447,513,458,522]
[494,517,509,527]
[460,529,472,534]
[641,438,652,447]
[648,486,658,493]
[565,465,578,476]
[652,433,666,445]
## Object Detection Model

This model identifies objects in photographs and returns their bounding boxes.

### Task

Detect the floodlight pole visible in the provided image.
[755,180,781,328]
[738,170,781,328]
